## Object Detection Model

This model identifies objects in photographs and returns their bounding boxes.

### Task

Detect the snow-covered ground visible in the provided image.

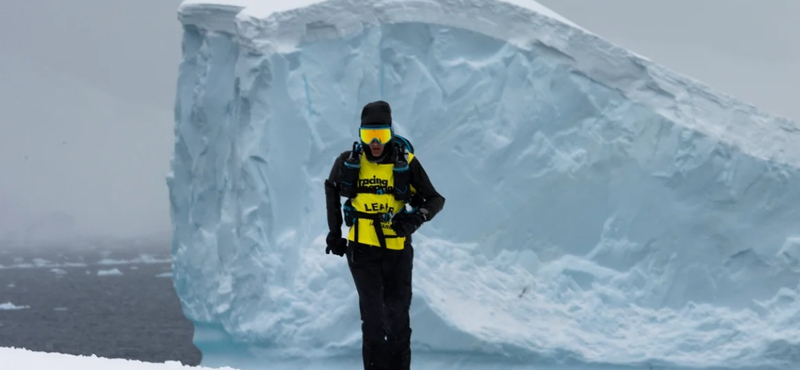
[0,348,234,370]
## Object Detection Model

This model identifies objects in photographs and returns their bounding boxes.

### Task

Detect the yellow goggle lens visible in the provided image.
[360,127,392,145]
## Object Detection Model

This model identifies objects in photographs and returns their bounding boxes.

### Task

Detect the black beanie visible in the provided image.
[360,101,392,127]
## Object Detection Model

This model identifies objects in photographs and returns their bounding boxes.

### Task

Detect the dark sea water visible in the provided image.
[0,243,201,366]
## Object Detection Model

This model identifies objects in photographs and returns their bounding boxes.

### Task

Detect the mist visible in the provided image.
[0,0,183,244]
[0,0,797,246]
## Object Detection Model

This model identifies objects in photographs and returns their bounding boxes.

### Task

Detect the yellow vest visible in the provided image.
[347,152,416,250]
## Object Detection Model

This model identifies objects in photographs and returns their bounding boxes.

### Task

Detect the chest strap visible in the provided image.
[345,204,398,249]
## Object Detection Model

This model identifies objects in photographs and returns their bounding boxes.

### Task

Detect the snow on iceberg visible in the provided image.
[169,0,800,369]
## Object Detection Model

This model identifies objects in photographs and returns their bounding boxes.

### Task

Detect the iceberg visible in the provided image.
[169,0,800,369]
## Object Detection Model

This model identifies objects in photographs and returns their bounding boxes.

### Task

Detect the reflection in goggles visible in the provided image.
[360,127,392,144]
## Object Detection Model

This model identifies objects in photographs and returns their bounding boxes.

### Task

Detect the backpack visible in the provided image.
[339,134,414,202]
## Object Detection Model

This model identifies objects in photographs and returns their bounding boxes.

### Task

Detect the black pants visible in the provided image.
[347,241,414,370]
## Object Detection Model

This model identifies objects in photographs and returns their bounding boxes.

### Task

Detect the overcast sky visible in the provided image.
[0,0,184,243]
[0,0,798,244]
[537,0,800,122]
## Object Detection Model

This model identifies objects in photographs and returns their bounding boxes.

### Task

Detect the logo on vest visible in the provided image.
[364,203,395,214]
[358,176,393,194]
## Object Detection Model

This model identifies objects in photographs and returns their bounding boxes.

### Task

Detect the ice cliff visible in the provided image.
[168,0,800,369]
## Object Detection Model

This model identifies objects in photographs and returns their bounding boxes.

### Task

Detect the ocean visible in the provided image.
[0,243,201,365]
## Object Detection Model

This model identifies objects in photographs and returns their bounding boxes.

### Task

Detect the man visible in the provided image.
[324,101,445,370]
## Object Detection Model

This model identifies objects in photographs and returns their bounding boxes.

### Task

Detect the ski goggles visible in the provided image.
[359,126,392,145]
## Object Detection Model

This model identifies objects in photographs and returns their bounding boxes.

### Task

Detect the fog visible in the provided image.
[0,0,184,244]
[0,0,797,246]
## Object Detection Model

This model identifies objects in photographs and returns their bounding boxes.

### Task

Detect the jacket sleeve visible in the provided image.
[324,152,349,235]
[409,157,445,221]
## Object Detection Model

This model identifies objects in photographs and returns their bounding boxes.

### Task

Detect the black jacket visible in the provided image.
[324,144,445,237]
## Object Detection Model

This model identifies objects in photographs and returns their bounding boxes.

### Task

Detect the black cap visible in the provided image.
[360,101,392,127]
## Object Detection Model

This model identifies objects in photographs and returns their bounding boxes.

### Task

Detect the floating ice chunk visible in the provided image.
[97,268,124,276]
[0,302,29,310]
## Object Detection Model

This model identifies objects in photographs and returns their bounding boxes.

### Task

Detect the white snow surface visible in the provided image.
[0,347,238,370]
[178,0,582,31]
[171,0,800,369]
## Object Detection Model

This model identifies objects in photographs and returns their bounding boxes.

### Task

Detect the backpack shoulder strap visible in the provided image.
[393,134,414,154]
[344,142,362,168]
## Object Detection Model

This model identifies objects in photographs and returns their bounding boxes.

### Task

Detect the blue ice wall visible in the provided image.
[170,1,800,369]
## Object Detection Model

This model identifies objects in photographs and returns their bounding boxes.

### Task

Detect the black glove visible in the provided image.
[325,230,348,257]
[391,209,427,237]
